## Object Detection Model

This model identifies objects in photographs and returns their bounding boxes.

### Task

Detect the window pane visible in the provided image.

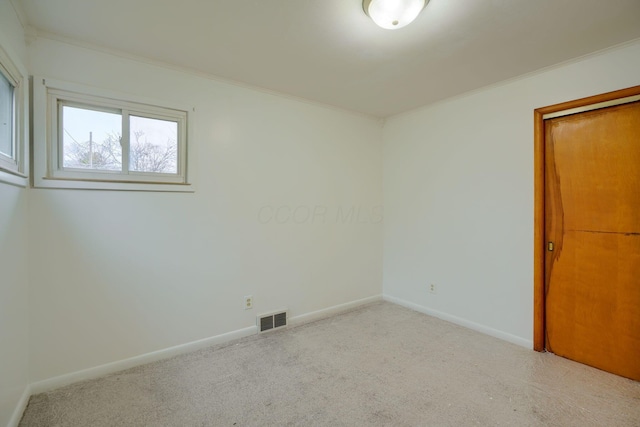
[130,115,178,174]
[0,72,13,158]
[62,105,122,171]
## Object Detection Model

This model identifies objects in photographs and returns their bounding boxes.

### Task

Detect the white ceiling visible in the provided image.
[16,0,640,117]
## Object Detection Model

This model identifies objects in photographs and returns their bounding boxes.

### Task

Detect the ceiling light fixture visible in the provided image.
[363,0,428,30]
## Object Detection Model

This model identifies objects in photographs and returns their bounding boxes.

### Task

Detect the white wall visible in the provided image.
[27,38,383,383]
[0,1,30,426]
[0,185,29,426]
[383,40,640,347]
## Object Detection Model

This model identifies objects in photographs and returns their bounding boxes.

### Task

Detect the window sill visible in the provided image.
[34,176,195,192]
[0,168,28,188]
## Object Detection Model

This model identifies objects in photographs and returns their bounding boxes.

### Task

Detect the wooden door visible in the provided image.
[544,100,640,380]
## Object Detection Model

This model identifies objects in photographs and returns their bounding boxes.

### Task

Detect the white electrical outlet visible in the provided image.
[429,284,437,294]
[244,295,253,310]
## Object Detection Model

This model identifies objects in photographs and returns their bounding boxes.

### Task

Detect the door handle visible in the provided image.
[548,241,554,251]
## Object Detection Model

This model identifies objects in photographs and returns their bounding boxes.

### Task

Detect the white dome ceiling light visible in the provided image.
[363,0,429,30]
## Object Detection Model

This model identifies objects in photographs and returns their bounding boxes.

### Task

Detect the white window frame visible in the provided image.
[33,77,195,192]
[0,42,28,187]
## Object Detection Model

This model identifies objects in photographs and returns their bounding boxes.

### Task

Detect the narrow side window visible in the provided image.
[0,43,26,186]
[0,71,15,163]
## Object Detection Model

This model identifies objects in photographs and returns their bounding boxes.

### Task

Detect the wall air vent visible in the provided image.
[258,310,288,333]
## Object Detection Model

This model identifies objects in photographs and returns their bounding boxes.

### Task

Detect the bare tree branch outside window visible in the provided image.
[63,130,122,171]
[130,130,177,173]
[64,130,177,174]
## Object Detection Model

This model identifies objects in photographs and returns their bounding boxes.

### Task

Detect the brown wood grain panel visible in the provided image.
[546,231,640,379]
[544,101,640,380]
[533,110,545,351]
[533,85,640,355]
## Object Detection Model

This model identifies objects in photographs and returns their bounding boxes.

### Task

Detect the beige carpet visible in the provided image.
[20,302,640,426]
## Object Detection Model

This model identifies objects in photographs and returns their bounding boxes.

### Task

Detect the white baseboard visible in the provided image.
[30,325,257,395]
[289,295,382,327]
[8,384,31,427]
[383,295,533,349]
[29,294,383,395]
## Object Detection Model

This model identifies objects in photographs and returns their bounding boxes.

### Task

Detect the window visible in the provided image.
[0,71,14,161]
[33,78,194,191]
[0,43,26,186]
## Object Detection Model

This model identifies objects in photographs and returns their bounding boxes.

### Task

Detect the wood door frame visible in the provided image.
[533,85,640,352]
